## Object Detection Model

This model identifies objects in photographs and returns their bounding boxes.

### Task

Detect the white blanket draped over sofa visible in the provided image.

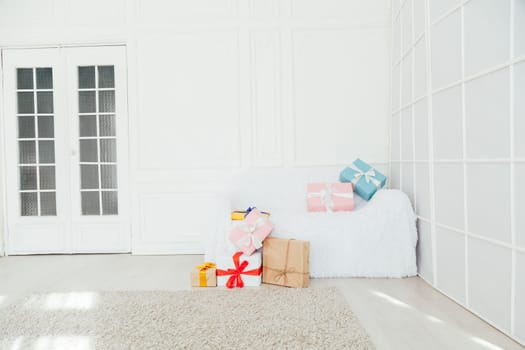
[205,167,418,278]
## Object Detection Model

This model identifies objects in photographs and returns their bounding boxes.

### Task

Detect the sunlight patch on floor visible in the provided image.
[371,290,447,326]
[45,292,98,310]
[371,290,411,309]
[9,337,24,350]
[471,336,505,350]
[425,315,444,324]
[34,336,92,350]
[23,292,98,310]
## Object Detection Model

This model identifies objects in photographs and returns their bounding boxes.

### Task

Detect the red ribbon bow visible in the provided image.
[216,252,262,288]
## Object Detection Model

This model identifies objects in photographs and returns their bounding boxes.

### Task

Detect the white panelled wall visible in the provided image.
[0,139,4,256]
[0,57,4,256]
[0,0,391,255]
[390,0,525,345]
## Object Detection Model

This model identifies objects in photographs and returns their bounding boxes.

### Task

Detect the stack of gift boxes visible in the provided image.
[190,158,386,289]
[191,207,310,289]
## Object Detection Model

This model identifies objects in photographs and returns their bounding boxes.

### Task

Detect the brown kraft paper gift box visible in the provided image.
[262,237,310,288]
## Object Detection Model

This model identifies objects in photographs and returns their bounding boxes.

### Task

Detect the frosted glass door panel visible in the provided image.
[77,65,118,216]
[3,48,70,254]
[79,115,97,136]
[18,116,36,138]
[16,67,57,216]
[36,68,53,89]
[66,45,129,253]
[38,116,54,138]
[78,65,118,215]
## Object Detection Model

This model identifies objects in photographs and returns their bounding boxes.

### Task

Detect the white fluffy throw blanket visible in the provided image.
[270,189,418,278]
[206,189,417,278]
[206,167,418,278]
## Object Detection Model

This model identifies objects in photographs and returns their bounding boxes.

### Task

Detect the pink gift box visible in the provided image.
[229,209,274,256]
[307,183,355,212]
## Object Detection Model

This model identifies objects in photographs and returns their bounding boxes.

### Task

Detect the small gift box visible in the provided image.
[262,237,310,288]
[190,262,217,287]
[306,183,355,212]
[339,158,387,200]
[231,207,271,221]
[229,209,274,255]
[217,251,262,288]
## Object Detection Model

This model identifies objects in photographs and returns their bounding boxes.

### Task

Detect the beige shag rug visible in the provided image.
[0,287,374,350]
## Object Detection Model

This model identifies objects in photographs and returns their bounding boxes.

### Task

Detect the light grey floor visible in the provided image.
[0,254,523,350]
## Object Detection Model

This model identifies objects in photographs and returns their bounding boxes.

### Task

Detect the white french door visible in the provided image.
[2,46,130,254]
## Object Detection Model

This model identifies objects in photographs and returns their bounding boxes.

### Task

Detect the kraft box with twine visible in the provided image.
[262,237,310,288]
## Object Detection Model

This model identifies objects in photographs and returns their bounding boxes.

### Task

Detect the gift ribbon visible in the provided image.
[231,208,271,220]
[347,163,381,189]
[196,262,216,287]
[275,239,291,286]
[307,184,353,213]
[234,216,268,250]
[264,239,308,286]
[216,252,262,288]
[244,207,271,218]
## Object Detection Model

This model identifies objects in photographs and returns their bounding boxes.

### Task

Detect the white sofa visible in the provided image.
[206,167,418,278]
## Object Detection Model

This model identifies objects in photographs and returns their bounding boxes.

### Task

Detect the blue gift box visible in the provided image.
[339,159,387,200]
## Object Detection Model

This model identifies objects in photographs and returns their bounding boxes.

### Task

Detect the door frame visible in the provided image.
[0,43,130,256]
[0,48,6,256]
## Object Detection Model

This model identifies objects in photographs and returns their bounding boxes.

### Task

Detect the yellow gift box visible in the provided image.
[190,262,217,287]
[231,210,271,221]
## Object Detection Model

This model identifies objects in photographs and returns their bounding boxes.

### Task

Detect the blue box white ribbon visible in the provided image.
[339,159,387,200]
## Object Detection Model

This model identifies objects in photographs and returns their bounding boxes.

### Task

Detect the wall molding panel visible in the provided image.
[390,0,525,345]
[0,59,5,256]
[249,29,283,167]
[249,0,280,18]
[135,29,242,170]
[137,0,239,24]
[291,27,390,166]
[133,192,227,254]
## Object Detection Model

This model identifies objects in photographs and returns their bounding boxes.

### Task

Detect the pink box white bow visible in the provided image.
[228,209,274,256]
[307,183,355,212]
